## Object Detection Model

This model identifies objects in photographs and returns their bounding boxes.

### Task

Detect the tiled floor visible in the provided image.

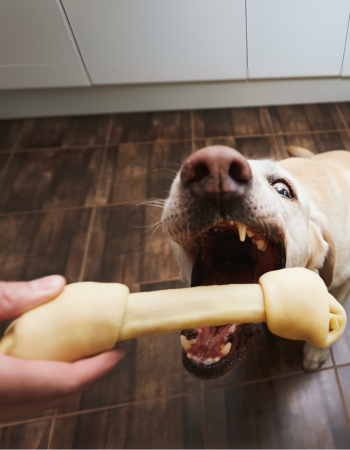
[1,103,350,448]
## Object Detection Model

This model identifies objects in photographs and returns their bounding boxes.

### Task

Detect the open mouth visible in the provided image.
[181,220,286,380]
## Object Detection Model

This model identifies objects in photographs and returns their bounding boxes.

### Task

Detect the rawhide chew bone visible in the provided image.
[0,268,346,362]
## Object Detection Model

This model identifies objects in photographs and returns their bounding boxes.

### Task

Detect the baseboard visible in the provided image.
[1,77,350,119]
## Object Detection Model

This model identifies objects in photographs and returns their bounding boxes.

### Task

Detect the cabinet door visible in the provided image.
[0,0,89,89]
[62,0,247,85]
[247,0,350,79]
[342,26,350,77]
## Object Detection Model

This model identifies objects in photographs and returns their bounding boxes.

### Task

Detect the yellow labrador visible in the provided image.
[161,145,350,379]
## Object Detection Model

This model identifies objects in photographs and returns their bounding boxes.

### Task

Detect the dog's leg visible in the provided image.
[303,280,350,371]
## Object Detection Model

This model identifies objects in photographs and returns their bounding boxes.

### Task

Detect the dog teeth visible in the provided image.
[187,353,200,362]
[236,222,247,242]
[256,240,265,251]
[203,357,220,365]
[220,342,232,356]
[181,335,196,351]
[247,229,255,238]
[252,238,268,251]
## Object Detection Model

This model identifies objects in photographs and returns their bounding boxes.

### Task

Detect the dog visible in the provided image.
[160,145,350,379]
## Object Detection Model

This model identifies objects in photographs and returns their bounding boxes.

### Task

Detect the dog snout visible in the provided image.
[180,146,252,198]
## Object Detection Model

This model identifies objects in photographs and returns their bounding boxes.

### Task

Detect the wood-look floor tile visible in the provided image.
[53,393,204,449]
[204,323,331,390]
[193,107,272,139]
[332,299,350,366]
[275,131,350,156]
[0,154,9,175]
[17,115,110,149]
[269,103,344,134]
[0,119,23,152]
[195,136,277,159]
[335,102,350,129]
[205,370,350,449]
[97,141,191,205]
[83,205,179,286]
[0,148,103,213]
[0,209,91,283]
[109,110,191,144]
[337,366,350,413]
[0,419,51,449]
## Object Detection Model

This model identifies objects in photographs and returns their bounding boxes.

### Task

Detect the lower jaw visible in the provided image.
[181,323,259,380]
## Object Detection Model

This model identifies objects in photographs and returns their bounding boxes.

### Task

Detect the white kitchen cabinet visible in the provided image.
[247,0,350,79]
[61,0,247,85]
[342,26,350,77]
[0,0,89,89]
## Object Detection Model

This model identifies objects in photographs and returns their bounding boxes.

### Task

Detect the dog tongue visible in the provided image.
[184,324,236,365]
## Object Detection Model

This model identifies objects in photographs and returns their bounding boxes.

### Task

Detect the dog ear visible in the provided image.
[318,228,336,288]
[307,221,336,288]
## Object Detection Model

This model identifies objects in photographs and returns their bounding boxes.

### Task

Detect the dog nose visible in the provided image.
[180,146,252,198]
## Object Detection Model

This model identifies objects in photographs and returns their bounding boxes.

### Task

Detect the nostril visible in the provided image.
[192,163,210,182]
[229,160,252,182]
[181,161,210,182]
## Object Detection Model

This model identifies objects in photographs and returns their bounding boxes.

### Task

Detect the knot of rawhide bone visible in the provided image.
[259,268,346,348]
[0,268,347,362]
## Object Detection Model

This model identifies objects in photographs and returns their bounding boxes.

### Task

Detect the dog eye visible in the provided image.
[273,182,291,198]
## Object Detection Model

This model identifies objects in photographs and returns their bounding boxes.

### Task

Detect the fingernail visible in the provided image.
[29,275,64,290]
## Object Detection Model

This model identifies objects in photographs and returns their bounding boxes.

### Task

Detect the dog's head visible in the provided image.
[161,145,336,380]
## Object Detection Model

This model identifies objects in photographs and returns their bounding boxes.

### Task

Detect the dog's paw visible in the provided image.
[303,343,330,371]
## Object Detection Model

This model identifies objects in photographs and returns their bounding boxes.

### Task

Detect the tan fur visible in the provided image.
[287,146,315,159]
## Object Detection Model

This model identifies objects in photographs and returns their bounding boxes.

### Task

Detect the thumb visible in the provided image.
[0,275,66,321]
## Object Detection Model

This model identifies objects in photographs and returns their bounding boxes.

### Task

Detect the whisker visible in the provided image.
[151,223,163,240]
[153,168,178,174]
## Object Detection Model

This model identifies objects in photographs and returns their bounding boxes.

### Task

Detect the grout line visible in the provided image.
[7,128,349,155]
[0,121,26,185]
[190,110,196,153]
[335,103,350,136]
[54,390,204,420]
[0,415,55,429]
[138,277,181,286]
[331,350,350,431]
[12,144,106,154]
[264,107,282,160]
[2,361,346,429]
[203,364,337,393]
[78,115,114,282]
[46,409,58,449]
[334,361,350,369]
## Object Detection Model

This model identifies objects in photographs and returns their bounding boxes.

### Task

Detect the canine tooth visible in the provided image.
[220,342,232,356]
[236,222,247,242]
[262,241,268,252]
[247,229,254,238]
[181,335,196,351]
[256,240,266,251]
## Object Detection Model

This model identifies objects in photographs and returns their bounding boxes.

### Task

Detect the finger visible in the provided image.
[68,348,126,391]
[0,349,125,404]
[0,275,66,321]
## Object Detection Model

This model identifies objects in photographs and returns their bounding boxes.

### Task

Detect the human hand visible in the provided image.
[0,276,125,423]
